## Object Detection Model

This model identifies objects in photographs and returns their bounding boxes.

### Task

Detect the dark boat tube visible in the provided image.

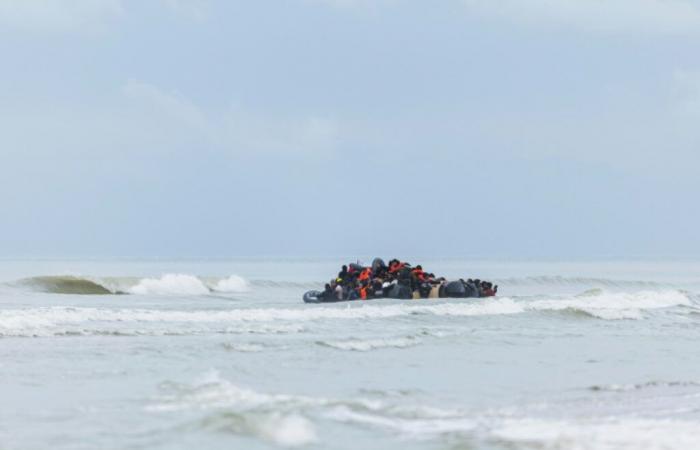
[443,281,466,298]
[303,290,323,303]
[303,280,487,303]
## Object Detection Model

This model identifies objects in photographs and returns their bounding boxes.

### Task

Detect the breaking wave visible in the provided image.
[128,274,210,295]
[488,417,700,450]
[1,289,693,338]
[149,370,462,442]
[199,411,316,447]
[214,275,250,293]
[0,300,525,337]
[525,290,692,320]
[154,370,318,447]
[149,371,700,449]
[14,276,121,295]
[497,275,671,289]
[11,274,251,296]
[589,380,700,392]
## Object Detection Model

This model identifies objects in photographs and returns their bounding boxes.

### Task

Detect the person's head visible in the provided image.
[342,265,347,271]
[416,265,422,270]
[325,283,331,290]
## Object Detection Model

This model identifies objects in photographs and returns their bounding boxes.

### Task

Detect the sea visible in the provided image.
[1,258,700,450]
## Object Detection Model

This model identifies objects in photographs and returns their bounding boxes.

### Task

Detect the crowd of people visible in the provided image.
[318,258,497,301]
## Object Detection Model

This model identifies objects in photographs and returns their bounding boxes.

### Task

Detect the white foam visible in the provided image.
[152,371,700,450]
[318,337,419,351]
[222,342,266,353]
[0,307,311,337]
[324,405,476,437]
[0,299,525,332]
[1,290,691,337]
[491,418,700,450]
[214,275,250,293]
[151,369,383,414]
[255,413,317,447]
[160,370,317,447]
[128,274,210,296]
[526,290,690,320]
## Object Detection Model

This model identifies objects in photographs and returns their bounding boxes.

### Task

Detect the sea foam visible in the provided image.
[526,290,691,320]
[128,274,210,295]
[214,275,250,293]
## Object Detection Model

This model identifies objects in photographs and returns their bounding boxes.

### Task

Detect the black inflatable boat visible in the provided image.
[303,279,482,303]
[302,257,497,303]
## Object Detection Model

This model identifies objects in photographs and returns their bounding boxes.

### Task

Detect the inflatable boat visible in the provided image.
[303,279,482,303]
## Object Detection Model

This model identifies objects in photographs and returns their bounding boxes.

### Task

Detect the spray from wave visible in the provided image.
[128,274,210,295]
[213,275,250,293]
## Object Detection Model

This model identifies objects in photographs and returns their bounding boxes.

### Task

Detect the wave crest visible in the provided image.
[526,290,691,320]
[128,274,210,295]
[316,336,419,352]
[10,273,251,296]
[15,276,118,295]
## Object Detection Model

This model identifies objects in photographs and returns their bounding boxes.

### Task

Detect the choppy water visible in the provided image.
[2,258,700,450]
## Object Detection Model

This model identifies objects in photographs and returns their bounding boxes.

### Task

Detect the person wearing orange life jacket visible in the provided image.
[358,268,371,282]
[388,259,400,274]
[389,260,407,275]
[410,265,427,293]
[360,284,368,300]
[411,265,426,282]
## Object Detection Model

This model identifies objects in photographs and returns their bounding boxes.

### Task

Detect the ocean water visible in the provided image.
[1,258,700,450]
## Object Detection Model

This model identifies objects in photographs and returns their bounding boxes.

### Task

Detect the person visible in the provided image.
[389,260,407,274]
[334,283,343,300]
[320,283,334,300]
[318,258,499,301]
[358,267,371,282]
[481,281,498,297]
[359,281,369,300]
[347,285,360,300]
[372,279,384,297]
[337,265,348,282]
[411,265,426,282]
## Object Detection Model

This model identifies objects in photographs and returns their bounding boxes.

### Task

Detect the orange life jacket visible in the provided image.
[358,268,371,281]
[389,262,405,274]
[360,287,367,300]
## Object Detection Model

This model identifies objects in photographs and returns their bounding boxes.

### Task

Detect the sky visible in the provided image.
[0,0,699,259]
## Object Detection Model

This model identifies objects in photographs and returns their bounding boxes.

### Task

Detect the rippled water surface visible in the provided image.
[2,258,700,450]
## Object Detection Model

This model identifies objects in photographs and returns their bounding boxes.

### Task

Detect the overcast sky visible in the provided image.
[1,0,699,258]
